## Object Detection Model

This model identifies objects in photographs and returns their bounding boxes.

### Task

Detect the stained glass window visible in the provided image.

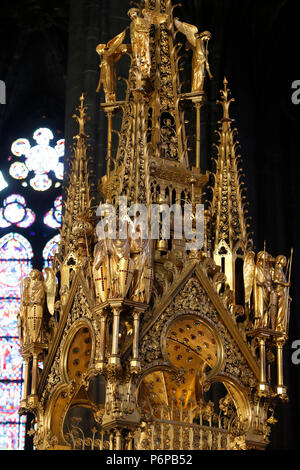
[43,235,60,268]
[0,195,35,229]
[44,196,62,229]
[9,128,64,191]
[0,172,8,192]
[0,233,33,449]
[0,125,64,450]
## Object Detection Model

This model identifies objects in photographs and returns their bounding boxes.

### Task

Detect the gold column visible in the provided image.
[109,432,114,450]
[106,110,113,177]
[195,102,201,169]
[276,338,287,397]
[97,311,107,369]
[259,337,267,392]
[31,352,39,396]
[21,357,30,404]
[131,310,141,369]
[115,430,123,450]
[109,307,121,365]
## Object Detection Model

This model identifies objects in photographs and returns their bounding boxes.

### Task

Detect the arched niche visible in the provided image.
[204,374,251,430]
[45,320,96,446]
[62,376,107,449]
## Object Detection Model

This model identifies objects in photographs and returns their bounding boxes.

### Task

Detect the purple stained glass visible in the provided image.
[9,162,28,180]
[44,196,62,229]
[0,209,11,228]
[0,382,23,422]
[43,235,60,267]
[3,203,26,225]
[0,233,33,260]
[0,338,23,381]
[0,300,20,337]
[0,421,26,450]
[11,138,30,157]
[17,209,36,229]
[30,174,52,191]
[0,261,32,298]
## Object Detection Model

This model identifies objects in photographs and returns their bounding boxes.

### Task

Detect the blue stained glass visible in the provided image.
[0,209,11,228]
[9,162,28,180]
[0,382,23,422]
[0,338,23,381]
[11,138,30,157]
[0,196,35,229]
[30,174,52,191]
[17,209,35,229]
[0,172,8,192]
[4,195,26,206]
[3,203,26,225]
[0,300,19,337]
[0,233,34,260]
[1,126,65,450]
[44,196,62,229]
[43,235,60,267]
[0,261,32,298]
[0,422,26,450]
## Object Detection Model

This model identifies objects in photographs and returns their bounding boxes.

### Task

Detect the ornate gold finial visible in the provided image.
[217,77,235,122]
[72,92,90,137]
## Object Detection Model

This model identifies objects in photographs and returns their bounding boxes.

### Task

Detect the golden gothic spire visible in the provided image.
[58,93,94,263]
[210,78,252,298]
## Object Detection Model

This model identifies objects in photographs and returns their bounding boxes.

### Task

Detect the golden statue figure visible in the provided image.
[110,238,134,299]
[18,277,30,346]
[27,270,46,343]
[24,268,57,344]
[174,18,213,93]
[93,238,111,303]
[253,252,273,329]
[130,234,153,304]
[128,8,167,79]
[243,251,255,311]
[96,29,130,102]
[272,255,290,335]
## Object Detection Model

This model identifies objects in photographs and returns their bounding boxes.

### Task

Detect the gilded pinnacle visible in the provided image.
[218,77,235,123]
[72,92,90,137]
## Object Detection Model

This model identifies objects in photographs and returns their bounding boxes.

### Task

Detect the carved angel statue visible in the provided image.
[18,277,30,346]
[110,238,134,299]
[96,29,130,102]
[128,8,168,79]
[253,252,273,329]
[93,237,135,301]
[25,268,57,344]
[271,255,291,335]
[243,251,255,320]
[174,18,213,93]
[93,238,111,303]
[130,232,153,305]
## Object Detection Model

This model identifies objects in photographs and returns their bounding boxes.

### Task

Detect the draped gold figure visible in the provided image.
[272,255,290,335]
[96,30,130,102]
[174,18,213,93]
[128,8,167,79]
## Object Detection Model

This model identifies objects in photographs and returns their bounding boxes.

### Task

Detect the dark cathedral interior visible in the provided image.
[0,0,299,452]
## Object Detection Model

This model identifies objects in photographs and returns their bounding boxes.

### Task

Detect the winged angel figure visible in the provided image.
[243,251,256,320]
[21,268,57,345]
[174,18,213,93]
[243,251,274,329]
[128,8,168,79]
[96,29,131,103]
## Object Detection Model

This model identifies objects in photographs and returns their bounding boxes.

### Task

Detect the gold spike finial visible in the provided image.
[217,77,235,122]
[72,92,90,137]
